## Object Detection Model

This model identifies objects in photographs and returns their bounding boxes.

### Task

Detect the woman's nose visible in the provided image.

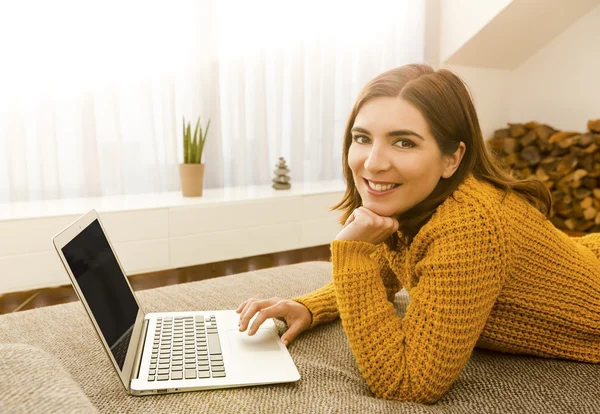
[364,145,391,173]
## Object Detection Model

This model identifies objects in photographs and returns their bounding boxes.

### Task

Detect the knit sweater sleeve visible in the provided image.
[569,232,600,258]
[292,249,401,329]
[331,213,508,404]
[291,281,339,329]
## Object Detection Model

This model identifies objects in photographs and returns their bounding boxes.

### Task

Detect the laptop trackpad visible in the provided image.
[227,329,281,353]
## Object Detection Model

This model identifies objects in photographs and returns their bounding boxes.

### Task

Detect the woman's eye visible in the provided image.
[394,139,415,148]
[353,135,370,144]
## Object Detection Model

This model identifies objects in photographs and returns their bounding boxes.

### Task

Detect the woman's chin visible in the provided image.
[362,202,398,218]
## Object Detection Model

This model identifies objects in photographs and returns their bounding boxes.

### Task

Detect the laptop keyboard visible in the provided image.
[147,315,226,381]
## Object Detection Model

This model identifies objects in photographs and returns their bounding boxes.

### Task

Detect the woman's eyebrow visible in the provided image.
[351,126,424,141]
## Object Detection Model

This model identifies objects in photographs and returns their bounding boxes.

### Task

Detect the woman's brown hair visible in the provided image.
[333,63,551,248]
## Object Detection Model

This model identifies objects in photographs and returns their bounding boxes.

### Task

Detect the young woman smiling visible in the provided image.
[236,64,600,404]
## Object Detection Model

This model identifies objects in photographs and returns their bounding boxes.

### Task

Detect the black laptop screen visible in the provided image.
[62,219,139,370]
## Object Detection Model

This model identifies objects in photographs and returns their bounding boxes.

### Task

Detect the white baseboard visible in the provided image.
[0,181,345,294]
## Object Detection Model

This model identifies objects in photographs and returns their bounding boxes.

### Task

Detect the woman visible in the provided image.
[236,64,600,404]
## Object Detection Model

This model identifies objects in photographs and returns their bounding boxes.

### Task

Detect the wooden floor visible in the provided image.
[0,245,331,315]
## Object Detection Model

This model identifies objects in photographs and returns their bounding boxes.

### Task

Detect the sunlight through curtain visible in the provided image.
[0,0,425,202]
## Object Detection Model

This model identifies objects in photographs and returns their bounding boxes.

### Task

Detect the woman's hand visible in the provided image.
[236,297,312,346]
[335,206,399,245]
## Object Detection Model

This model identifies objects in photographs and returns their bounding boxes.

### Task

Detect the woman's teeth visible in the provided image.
[367,181,399,191]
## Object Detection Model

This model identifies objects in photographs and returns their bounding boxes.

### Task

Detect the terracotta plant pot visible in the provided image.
[179,163,205,197]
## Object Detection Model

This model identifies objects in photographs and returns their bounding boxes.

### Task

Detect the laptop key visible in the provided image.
[185,369,197,379]
[211,355,223,361]
[148,375,155,381]
[211,360,224,366]
[207,333,222,355]
[198,371,210,378]
[171,371,183,380]
[211,366,225,372]
[157,374,169,381]
[212,371,226,378]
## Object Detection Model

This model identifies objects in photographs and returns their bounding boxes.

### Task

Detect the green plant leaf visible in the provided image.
[194,117,201,164]
[188,123,194,164]
[197,122,203,163]
[183,117,188,163]
[199,118,210,163]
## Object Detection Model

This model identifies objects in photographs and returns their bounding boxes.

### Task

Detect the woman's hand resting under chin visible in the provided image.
[335,206,399,245]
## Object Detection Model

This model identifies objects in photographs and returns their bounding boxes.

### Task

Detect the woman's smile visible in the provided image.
[364,179,402,196]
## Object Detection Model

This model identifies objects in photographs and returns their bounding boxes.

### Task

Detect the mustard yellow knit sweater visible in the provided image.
[293,175,600,404]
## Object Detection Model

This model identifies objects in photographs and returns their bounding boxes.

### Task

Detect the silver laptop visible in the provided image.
[52,209,300,396]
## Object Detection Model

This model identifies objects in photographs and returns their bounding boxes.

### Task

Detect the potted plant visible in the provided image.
[179,116,211,197]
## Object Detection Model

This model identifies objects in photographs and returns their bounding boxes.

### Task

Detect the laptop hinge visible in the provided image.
[131,319,149,381]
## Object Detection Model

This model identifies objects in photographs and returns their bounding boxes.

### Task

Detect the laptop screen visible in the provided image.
[62,219,139,371]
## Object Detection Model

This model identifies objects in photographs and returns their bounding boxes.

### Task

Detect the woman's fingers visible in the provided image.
[280,320,305,345]
[237,298,279,332]
[235,299,250,313]
[247,301,285,336]
[236,298,256,327]
[235,298,312,346]
[391,216,400,232]
[343,210,356,227]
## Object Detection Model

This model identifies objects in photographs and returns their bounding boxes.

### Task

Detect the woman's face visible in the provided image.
[348,96,462,217]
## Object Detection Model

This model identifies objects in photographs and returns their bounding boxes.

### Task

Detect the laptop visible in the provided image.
[52,209,300,396]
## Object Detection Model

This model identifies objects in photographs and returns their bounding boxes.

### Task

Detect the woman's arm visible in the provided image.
[380,263,402,303]
[293,253,402,329]
[569,232,600,258]
[332,216,508,404]
[292,281,339,329]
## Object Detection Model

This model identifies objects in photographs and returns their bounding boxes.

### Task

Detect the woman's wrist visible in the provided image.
[331,240,380,274]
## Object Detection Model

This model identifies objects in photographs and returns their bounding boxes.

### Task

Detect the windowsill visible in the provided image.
[0,180,346,221]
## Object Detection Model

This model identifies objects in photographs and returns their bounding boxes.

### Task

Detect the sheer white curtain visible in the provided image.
[0,0,425,202]
[216,0,425,187]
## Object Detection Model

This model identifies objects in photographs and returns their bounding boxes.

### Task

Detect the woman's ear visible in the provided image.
[442,141,466,179]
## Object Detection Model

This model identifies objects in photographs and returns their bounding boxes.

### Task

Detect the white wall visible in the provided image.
[509,4,600,131]
[442,65,512,139]
[438,0,515,139]
[439,0,512,63]
[439,2,600,138]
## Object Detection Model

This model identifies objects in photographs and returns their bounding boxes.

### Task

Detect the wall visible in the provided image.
[509,4,600,131]
[439,2,600,137]
[439,0,512,64]
[443,65,512,139]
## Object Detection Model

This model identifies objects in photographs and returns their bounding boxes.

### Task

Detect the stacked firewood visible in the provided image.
[488,119,600,233]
